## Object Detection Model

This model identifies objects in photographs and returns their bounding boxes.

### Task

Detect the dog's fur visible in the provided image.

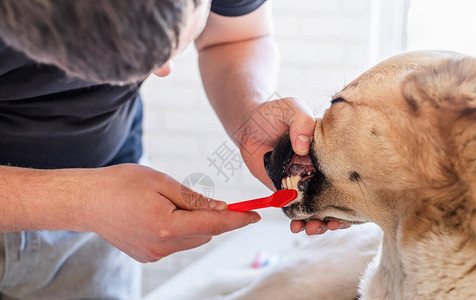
[261,51,476,299]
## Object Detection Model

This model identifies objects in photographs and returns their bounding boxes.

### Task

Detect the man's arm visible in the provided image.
[0,166,88,232]
[195,3,348,235]
[195,2,279,137]
[196,2,315,189]
[0,164,259,262]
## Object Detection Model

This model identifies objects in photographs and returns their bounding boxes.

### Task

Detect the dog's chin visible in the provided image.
[281,205,318,220]
[282,203,368,225]
[281,204,330,222]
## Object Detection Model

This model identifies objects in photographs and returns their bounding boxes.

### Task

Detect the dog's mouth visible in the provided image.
[281,153,316,192]
[263,133,318,194]
[264,133,365,224]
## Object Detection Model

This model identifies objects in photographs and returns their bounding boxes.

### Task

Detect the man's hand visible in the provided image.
[233,97,315,190]
[234,98,349,235]
[83,164,260,263]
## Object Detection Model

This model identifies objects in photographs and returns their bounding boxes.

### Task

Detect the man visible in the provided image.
[0,0,343,298]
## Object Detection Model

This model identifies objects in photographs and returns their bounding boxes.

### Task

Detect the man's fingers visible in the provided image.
[156,173,226,211]
[171,209,261,237]
[178,185,228,211]
[304,220,328,235]
[285,98,316,156]
[290,219,327,235]
[327,220,351,230]
[290,220,305,233]
[290,219,351,235]
[208,199,228,210]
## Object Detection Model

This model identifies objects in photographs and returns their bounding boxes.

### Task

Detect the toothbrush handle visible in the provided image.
[227,196,272,212]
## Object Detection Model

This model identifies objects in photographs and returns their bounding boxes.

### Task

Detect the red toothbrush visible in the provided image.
[227,189,298,212]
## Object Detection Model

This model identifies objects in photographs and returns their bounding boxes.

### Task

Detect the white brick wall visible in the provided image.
[140,0,374,208]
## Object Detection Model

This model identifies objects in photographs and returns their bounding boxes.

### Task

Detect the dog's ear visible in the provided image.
[402,54,476,183]
[401,55,476,113]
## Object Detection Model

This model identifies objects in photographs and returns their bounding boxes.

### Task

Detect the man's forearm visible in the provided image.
[198,36,279,137]
[0,166,89,232]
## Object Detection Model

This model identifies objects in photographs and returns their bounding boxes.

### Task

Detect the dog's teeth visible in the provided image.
[290,176,296,188]
[281,178,287,189]
[307,171,312,175]
[282,175,304,190]
[294,176,302,188]
[285,175,301,190]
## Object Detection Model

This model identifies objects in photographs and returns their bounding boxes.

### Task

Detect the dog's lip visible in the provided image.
[280,153,316,191]
[264,147,295,190]
[284,154,316,177]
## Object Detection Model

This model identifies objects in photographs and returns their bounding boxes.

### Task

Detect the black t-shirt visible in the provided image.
[0,0,266,169]
[211,0,266,17]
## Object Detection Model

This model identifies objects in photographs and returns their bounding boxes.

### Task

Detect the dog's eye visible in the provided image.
[330,97,347,105]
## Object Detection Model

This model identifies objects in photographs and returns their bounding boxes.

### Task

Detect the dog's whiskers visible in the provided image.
[356,176,369,202]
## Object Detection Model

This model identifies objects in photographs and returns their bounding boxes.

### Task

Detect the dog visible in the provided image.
[262,51,476,299]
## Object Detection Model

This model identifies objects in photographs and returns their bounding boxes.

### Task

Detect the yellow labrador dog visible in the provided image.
[263,51,476,299]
